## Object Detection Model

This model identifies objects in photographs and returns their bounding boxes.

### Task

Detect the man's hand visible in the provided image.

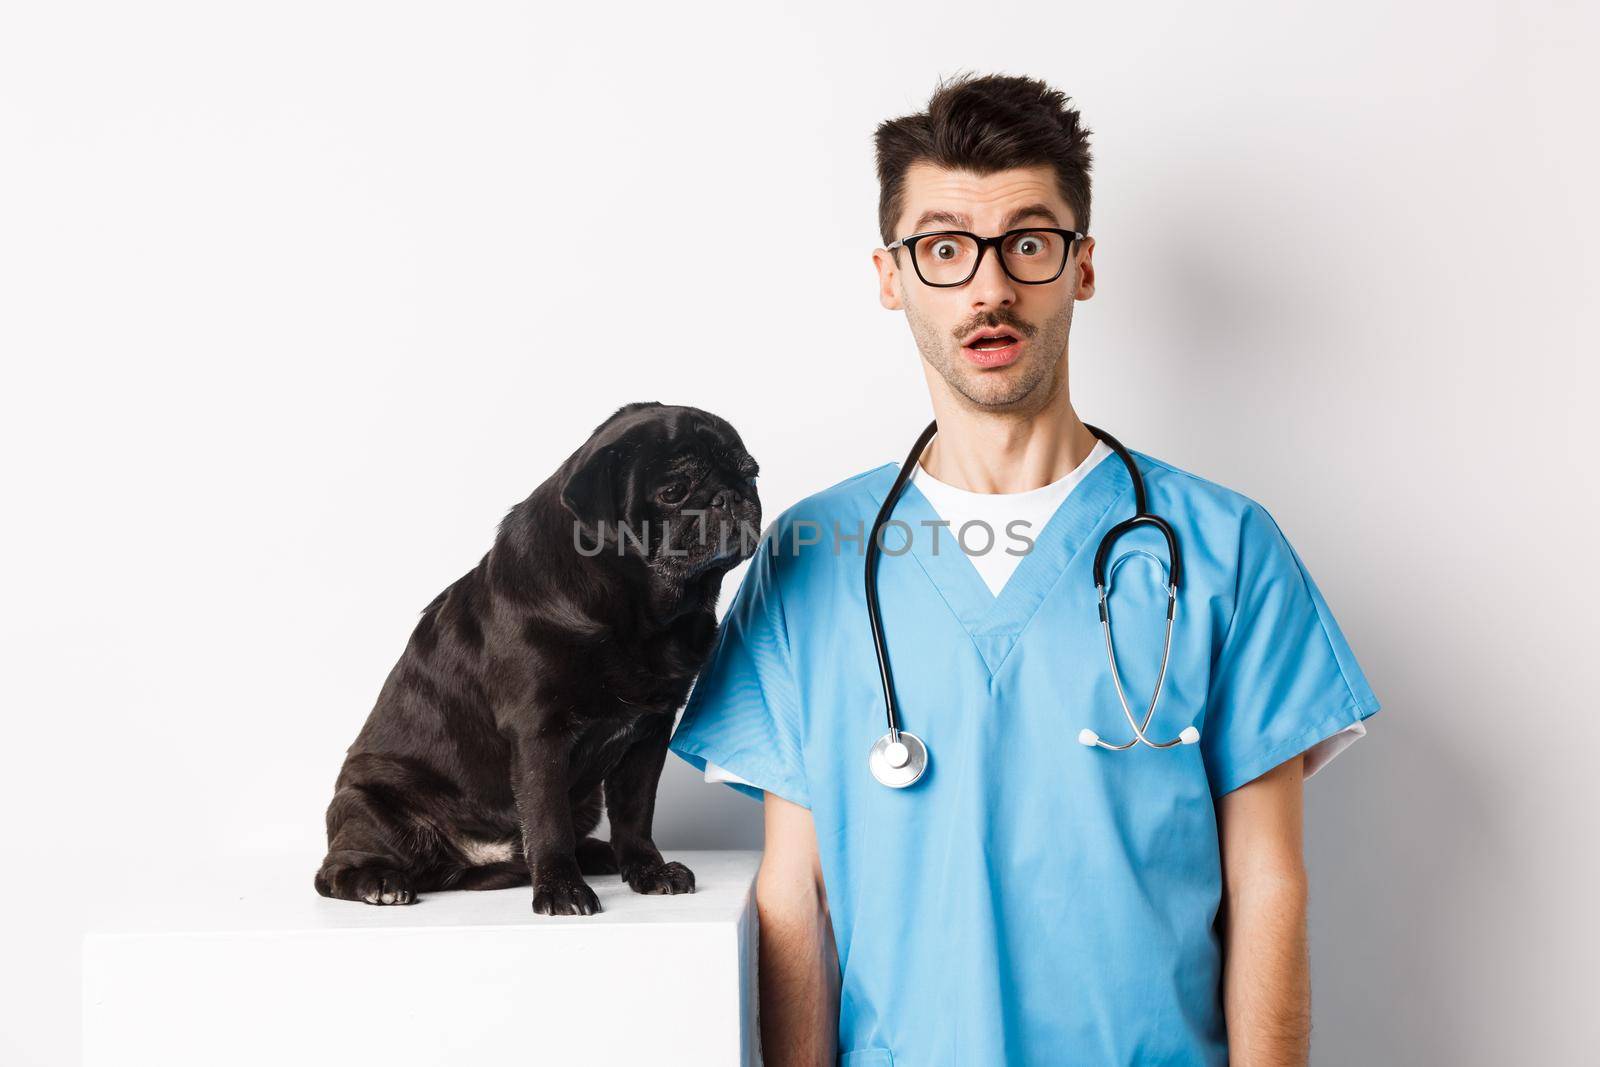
[1218,753,1310,1067]
[755,791,839,1067]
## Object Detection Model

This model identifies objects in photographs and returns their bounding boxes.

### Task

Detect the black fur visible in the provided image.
[314,402,761,914]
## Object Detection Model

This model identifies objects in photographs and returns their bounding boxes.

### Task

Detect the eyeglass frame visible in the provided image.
[885,226,1087,288]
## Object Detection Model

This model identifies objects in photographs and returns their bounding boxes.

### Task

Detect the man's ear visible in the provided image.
[873,247,904,310]
[560,444,623,551]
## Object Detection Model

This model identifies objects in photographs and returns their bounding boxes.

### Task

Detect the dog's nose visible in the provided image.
[711,488,741,509]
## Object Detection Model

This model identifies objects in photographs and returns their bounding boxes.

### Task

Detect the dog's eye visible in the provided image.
[657,481,689,505]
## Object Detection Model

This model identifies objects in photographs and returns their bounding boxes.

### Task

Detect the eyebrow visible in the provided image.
[911,202,1062,233]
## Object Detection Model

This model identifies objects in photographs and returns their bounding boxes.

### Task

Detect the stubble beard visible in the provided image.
[906,296,1076,415]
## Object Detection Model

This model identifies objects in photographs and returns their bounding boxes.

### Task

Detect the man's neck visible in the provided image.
[917,396,1097,495]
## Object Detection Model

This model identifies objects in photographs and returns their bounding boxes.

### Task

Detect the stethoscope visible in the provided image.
[865,419,1201,789]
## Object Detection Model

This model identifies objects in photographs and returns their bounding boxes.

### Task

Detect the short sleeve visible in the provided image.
[669,530,811,808]
[702,758,757,787]
[1200,502,1381,796]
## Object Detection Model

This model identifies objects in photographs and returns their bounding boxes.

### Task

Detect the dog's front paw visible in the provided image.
[531,867,601,916]
[622,859,696,896]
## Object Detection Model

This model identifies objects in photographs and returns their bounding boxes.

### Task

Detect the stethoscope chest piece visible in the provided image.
[869,730,928,788]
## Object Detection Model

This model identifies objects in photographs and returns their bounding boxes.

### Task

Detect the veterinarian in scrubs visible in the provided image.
[669,75,1380,1066]
[670,450,1379,1063]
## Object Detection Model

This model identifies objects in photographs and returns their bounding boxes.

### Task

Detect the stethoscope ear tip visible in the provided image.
[1179,726,1201,745]
[1077,728,1100,747]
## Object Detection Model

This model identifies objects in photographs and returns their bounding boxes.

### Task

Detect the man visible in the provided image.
[669,72,1379,1066]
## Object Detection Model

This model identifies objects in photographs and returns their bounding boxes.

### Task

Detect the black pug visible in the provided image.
[314,402,761,915]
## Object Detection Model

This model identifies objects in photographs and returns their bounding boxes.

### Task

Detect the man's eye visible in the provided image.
[657,482,689,505]
[1006,234,1044,257]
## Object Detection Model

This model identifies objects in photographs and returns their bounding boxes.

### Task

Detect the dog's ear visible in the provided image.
[561,443,625,552]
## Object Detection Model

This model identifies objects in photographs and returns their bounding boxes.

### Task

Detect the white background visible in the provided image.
[3,1,1596,1063]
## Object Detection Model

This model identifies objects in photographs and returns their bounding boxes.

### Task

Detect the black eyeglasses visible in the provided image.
[885,227,1085,287]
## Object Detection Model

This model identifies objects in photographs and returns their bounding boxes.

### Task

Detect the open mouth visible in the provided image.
[965,330,1019,350]
[961,328,1024,367]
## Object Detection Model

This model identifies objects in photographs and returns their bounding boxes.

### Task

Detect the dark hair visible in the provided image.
[873,72,1094,248]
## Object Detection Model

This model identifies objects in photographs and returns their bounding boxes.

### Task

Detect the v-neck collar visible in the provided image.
[862,449,1134,676]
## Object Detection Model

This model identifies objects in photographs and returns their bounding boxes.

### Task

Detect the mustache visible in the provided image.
[954,310,1036,341]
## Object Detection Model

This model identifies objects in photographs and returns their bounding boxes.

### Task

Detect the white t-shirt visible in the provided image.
[906,439,1113,595]
[699,442,1363,789]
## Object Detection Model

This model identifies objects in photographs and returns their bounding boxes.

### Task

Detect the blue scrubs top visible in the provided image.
[669,447,1381,1066]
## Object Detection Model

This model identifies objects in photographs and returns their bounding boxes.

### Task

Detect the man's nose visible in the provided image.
[968,245,1018,308]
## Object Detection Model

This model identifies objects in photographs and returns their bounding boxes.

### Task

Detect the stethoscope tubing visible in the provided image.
[865,418,942,746]
[865,419,1196,786]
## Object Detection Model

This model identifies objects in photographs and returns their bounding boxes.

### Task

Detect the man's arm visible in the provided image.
[1217,753,1310,1067]
[755,791,839,1067]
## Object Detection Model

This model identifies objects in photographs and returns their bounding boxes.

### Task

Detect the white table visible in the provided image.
[82,849,762,1066]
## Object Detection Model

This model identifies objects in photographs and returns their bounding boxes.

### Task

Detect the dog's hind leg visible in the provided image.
[449,861,532,891]
[569,784,618,875]
[314,785,420,905]
[575,835,619,875]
